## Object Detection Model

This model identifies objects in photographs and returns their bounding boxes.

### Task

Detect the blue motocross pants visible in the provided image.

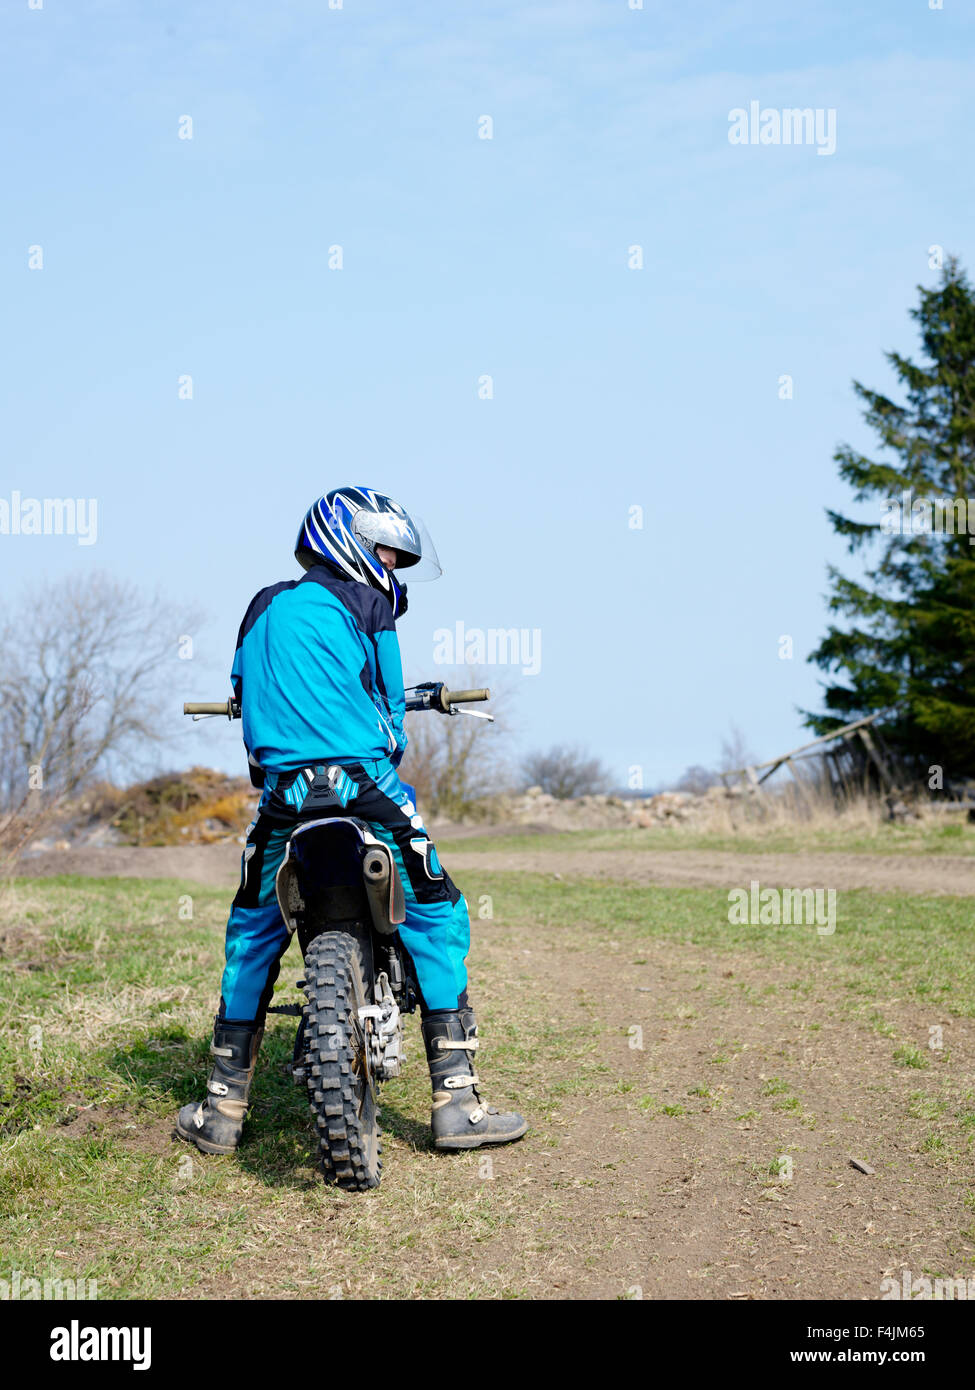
[219,756,471,1023]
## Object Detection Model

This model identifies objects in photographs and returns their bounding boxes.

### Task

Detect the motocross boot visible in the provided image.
[421,1008,528,1150]
[176,1019,264,1155]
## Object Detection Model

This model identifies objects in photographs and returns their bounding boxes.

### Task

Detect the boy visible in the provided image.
[176,486,527,1156]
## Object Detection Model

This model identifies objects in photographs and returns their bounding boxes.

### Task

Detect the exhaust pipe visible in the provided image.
[361,843,404,934]
[363,851,390,884]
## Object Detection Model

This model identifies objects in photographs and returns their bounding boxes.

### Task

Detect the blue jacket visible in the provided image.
[230,565,406,779]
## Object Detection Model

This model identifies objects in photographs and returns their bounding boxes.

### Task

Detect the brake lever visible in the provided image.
[450,708,494,722]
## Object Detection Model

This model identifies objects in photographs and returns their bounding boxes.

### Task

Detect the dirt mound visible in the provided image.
[80,768,257,847]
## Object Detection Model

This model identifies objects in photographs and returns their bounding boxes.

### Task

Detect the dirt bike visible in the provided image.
[182,682,492,1191]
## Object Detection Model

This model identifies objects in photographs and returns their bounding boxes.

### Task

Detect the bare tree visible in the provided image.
[521,744,613,799]
[398,667,514,820]
[676,764,722,794]
[0,572,201,856]
[719,722,757,774]
[673,724,759,794]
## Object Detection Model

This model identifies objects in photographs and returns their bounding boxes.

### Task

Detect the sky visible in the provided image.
[2,0,973,789]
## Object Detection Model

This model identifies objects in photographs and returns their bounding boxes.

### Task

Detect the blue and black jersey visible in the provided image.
[231,565,406,777]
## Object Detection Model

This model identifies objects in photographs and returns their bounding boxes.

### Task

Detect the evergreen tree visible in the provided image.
[806,258,975,779]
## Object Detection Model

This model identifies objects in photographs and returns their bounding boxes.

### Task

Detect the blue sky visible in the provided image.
[2,0,973,787]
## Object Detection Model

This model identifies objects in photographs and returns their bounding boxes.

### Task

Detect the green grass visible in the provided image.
[0,874,624,1298]
[439,820,975,858]
[457,871,975,1021]
[894,1045,929,1070]
[2,862,974,1298]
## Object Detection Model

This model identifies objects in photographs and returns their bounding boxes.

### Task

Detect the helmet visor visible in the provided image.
[400,515,442,582]
[351,507,441,579]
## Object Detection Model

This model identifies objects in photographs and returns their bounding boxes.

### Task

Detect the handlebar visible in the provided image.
[183,700,240,719]
[183,687,489,720]
[403,683,490,713]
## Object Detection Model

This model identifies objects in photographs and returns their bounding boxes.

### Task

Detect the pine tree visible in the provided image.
[806,257,975,780]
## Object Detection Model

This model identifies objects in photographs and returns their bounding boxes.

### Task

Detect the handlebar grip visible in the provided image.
[184,701,238,717]
[444,688,489,704]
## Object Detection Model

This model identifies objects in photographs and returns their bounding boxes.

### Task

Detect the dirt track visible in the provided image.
[447,847,975,897]
[16,842,975,896]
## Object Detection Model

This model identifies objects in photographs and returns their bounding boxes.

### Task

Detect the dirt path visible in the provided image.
[98,916,973,1300]
[523,932,974,1298]
[17,842,975,896]
[16,843,244,885]
[446,848,975,895]
[11,844,972,1299]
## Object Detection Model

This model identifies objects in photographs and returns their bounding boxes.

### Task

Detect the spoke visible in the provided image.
[348,1015,375,1116]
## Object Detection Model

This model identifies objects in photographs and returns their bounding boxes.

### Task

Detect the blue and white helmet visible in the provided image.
[295,486,438,616]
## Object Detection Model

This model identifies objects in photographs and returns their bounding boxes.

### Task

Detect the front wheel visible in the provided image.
[300,931,381,1190]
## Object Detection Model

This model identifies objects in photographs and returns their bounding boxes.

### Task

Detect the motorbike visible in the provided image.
[182,682,492,1191]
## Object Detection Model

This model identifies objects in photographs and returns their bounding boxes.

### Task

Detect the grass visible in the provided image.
[0,875,621,1299]
[439,819,975,858]
[1,855,974,1299]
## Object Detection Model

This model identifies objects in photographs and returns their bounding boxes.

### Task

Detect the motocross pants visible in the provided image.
[218,756,471,1023]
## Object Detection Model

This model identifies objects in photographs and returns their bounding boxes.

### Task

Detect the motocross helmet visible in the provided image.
[295,486,440,617]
